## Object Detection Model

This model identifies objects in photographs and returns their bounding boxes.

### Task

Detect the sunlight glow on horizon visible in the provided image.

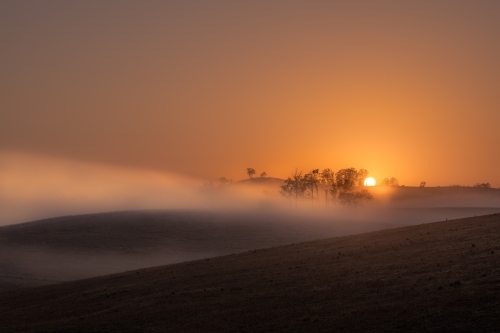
[1,2,500,186]
[364,177,376,187]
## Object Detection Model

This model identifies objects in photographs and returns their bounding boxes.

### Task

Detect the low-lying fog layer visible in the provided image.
[1,152,500,291]
[0,152,205,225]
[2,152,500,226]
[2,208,500,291]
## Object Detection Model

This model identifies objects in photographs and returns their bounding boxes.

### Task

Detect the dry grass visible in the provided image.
[1,213,499,332]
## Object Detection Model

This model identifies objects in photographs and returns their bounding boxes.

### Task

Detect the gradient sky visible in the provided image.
[1,1,500,186]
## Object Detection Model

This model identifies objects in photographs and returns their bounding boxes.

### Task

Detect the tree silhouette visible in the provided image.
[219,177,231,186]
[335,168,358,191]
[280,170,307,208]
[312,169,321,202]
[330,168,373,207]
[329,183,338,204]
[474,183,491,188]
[337,189,374,208]
[329,168,357,204]
[357,169,369,186]
[320,168,335,205]
[280,167,374,209]
[382,177,399,186]
[320,168,334,185]
[419,181,426,187]
[279,179,294,206]
[260,172,267,177]
[304,169,320,205]
[246,168,256,179]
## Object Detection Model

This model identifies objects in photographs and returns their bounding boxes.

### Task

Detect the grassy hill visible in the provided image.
[1,213,499,332]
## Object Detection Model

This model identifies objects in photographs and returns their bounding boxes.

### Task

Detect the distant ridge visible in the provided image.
[233,176,285,184]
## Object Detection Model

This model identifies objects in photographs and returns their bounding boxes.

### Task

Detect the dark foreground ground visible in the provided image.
[1,213,499,332]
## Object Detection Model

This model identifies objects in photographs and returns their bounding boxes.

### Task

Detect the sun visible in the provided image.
[364,177,376,186]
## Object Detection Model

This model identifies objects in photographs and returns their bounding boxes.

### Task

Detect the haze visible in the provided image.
[1,1,500,186]
[2,4,500,329]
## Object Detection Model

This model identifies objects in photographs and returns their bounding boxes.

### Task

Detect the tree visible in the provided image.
[419,181,426,187]
[337,189,374,208]
[330,168,374,208]
[389,177,399,186]
[329,183,339,204]
[320,168,335,205]
[335,168,358,192]
[323,189,329,206]
[280,167,374,209]
[312,169,320,201]
[357,169,369,187]
[304,169,320,205]
[246,168,256,179]
[330,168,358,204]
[474,183,491,188]
[219,177,231,186]
[382,177,399,186]
[280,170,307,208]
[320,168,334,185]
[279,178,294,206]
[260,172,267,177]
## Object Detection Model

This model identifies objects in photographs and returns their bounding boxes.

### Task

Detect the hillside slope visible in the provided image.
[2,208,500,292]
[1,214,499,332]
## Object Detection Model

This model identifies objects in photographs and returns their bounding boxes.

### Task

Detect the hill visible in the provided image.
[230,176,286,194]
[1,213,499,332]
[2,208,500,292]
[0,210,343,291]
[234,176,285,186]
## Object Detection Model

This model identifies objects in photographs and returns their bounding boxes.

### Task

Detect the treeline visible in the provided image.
[449,183,492,188]
[278,168,373,208]
[381,177,400,186]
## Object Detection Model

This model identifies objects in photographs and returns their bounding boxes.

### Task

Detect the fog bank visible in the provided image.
[2,152,500,226]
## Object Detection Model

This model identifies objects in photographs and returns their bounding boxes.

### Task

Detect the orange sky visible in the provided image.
[1,1,500,186]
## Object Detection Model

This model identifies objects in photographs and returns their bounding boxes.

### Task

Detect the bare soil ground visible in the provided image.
[1,213,499,332]
[1,208,499,292]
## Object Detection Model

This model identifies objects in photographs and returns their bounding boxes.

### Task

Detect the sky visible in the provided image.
[1,1,500,187]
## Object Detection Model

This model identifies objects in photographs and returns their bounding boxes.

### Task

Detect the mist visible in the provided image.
[0,152,304,225]
[2,151,500,227]
[0,152,211,225]
[2,152,500,291]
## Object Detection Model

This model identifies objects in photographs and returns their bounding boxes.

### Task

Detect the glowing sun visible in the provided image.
[364,177,376,186]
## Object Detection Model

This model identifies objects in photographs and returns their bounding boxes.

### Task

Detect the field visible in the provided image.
[1,205,500,292]
[1,213,499,332]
